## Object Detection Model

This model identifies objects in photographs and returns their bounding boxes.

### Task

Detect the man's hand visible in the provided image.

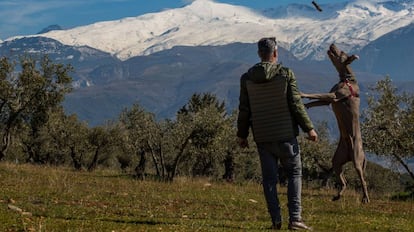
[237,137,249,148]
[306,129,318,142]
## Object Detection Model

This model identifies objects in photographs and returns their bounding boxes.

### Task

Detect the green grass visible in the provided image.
[0,163,413,232]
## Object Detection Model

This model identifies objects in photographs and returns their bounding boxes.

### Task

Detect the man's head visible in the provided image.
[257,37,278,63]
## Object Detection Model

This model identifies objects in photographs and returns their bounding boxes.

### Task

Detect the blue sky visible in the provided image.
[0,0,346,40]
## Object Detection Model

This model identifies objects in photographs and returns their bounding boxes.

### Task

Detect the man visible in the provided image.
[237,37,318,230]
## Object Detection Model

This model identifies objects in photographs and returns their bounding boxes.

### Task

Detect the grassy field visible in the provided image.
[0,163,413,232]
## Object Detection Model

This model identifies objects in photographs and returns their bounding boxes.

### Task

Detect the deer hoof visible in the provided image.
[361,197,370,204]
[332,195,341,201]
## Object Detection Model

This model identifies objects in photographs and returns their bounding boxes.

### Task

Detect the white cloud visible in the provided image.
[0,0,205,40]
[0,1,82,39]
[0,0,132,38]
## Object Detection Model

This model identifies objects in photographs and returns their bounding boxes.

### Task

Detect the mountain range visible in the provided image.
[8,0,414,62]
[1,0,414,128]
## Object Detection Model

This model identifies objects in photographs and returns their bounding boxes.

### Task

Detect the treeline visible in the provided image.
[1,56,412,195]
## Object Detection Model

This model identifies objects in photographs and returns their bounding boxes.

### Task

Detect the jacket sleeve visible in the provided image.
[286,69,314,133]
[237,73,251,138]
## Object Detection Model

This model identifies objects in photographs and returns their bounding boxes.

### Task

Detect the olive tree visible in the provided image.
[362,76,414,180]
[118,103,162,179]
[153,92,229,181]
[35,107,89,167]
[86,127,106,171]
[300,121,336,187]
[176,93,228,178]
[0,56,72,161]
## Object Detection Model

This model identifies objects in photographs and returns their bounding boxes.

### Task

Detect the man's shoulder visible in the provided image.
[240,72,249,80]
[278,65,293,76]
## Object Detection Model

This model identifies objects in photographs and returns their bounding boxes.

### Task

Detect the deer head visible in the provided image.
[327,44,358,80]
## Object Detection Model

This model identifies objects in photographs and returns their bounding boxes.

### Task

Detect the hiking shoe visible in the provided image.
[288,220,313,231]
[270,222,282,230]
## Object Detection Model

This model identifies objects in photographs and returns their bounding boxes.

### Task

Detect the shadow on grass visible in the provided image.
[33,213,251,230]
[32,212,164,226]
[87,173,167,181]
[99,218,247,229]
[99,218,165,225]
[101,217,250,230]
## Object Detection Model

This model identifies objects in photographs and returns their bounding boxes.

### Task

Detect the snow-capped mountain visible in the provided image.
[7,0,414,61]
[355,22,414,77]
[2,0,414,126]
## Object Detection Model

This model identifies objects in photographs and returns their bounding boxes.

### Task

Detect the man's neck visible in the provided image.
[261,60,277,64]
[261,58,277,63]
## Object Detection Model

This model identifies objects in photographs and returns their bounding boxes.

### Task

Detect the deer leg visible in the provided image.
[362,159,370,203]
[352,136,370,203]
[300,92,336,102]
[331,140,349,201]
[354,159,370,203]
[304,100,331,109]
[332,164,347,201]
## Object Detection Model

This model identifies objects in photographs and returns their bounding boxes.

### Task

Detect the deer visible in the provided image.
[301,43,370,203]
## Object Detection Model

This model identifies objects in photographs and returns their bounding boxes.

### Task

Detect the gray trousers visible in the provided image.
[257,137,302,224]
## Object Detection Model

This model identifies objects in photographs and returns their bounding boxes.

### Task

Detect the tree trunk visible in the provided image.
[383,128,414,181]
[313,157,333,187]
[70,147,82,170]
[135,150,146,180]
[393,153,414,181]
[147,142,160,177]
[159,144,166,179]
[168,136,191,182]
[87,147,100,171]
[0,130,12,160]
[222,152,234,182]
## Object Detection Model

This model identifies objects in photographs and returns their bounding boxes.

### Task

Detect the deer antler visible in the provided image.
[327,44,358,80]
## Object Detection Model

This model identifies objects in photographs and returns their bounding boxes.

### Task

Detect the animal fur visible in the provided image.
[301,44,370,203]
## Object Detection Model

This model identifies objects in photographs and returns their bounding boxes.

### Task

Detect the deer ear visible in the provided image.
[329,44,341,57]
[344,55,359,65]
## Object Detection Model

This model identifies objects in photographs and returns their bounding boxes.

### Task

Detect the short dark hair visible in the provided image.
[258,37,277,54]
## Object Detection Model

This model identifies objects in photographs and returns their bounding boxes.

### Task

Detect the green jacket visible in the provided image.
[237,62,314,142]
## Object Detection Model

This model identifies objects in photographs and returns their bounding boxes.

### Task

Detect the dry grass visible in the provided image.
[0,163,413,231]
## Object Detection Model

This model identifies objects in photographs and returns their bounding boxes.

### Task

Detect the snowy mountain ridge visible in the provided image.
[6,0,414,61]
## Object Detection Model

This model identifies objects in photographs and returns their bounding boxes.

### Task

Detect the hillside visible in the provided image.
[0,163,413,231]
